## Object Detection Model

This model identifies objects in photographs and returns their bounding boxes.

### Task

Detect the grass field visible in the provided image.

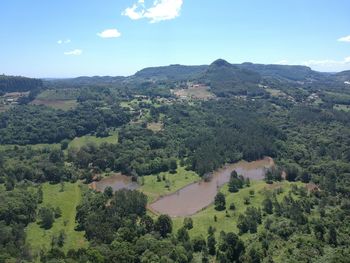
[140,166,200,203]
[36,89,80,100]
[265,88,285,97]
[147,122,163,132]
[31,99,78,111]
[334,104,350,112]
[25,182,87,256]
[31,89,80,111]
[171,180,304,240]
[68,131,118,149]
[174,85,215,100]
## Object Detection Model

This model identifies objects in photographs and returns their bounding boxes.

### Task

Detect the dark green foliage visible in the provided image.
[0,75,43,93]
[201,59,263,97]
[228,171,245,193]
[265,167,282,183]
[192,236,206,252]
[217,232,245,262]
[38,207,55,229]
[0,188,39,261]
[262,198,273,214]
[207,234,216,256]
[104,186,113,198]
[237,207,262,234]
[155,214,173,238]
[183,217,193,230]
[2,62,350,262]
[214,192,226,211]
[0,103,129,145]
[110,189,147,217]
[177,227,190,242]
[0,189,37,225]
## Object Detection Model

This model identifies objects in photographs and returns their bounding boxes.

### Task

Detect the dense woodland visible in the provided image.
[1,61,350,262]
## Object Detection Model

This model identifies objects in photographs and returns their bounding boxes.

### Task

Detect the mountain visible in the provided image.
[133,64,208,81]
[0,75,43,93]
[235,62,327,83]
[334,70,350,82]
[198,59,262,97]
[40,60,350,95]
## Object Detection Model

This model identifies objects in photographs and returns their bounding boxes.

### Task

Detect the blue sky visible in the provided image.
[1,0,350,77]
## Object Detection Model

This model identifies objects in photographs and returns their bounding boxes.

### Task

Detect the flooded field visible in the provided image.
[90,173,139,192]
[149,157,274,217]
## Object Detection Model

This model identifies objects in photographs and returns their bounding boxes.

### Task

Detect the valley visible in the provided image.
[1,60,350,262]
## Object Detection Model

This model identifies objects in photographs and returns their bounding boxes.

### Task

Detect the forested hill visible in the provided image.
[235,62,327,82]
[335,70,350,82]
[198,59,262,97]
[0,75,43,93]
[42,59,350,91]
[133,64,208,81]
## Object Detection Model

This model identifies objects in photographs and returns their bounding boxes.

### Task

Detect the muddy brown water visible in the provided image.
[90,173,139,192]
[149,157,274,217]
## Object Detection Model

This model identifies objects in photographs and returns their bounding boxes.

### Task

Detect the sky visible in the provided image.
[0,0,350,78]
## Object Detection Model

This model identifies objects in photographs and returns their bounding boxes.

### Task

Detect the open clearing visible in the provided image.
[147,122,163,132]
[68,131,118,149]
[265,88,285,97]
[25,182,87,255]
[334,104,350,112]
[173,85,215,100]
[171,180,304,239]
[31,99,78,111]
[140,166,200,203]
[31,89,79,110]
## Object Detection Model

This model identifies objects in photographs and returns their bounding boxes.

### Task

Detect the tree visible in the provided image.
[183,217,193,230]
[215,192,226,211]
[285,163,301,182]
[314,221,325,241]
[155,214,173,237]
[39,207,54,229]
[218,232,245,262]
[104,186,114,198]
[192,236,206,252]
[262,198,273,214]
[169,159,177,173]
[207,234,216,256]
[140,215,154,233]
[37,186,43,204]
[60,139,70,150]
[244,247,261,263]
[229,203,236,211]
[54,207,62,218]
[177,227,189,242]
[328,225,337,246]
[228,171,244,193]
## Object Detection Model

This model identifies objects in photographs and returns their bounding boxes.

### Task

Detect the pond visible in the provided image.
[149,157,274,217]
[90,173,139,192]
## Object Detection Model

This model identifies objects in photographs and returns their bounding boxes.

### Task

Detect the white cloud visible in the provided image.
[97,29,121,38]
[275,60,289,65]
[122,0,183,23]
[338,35,350,42]
[64,49,82,56]
[57,39,71,44]
[303,56,350,71]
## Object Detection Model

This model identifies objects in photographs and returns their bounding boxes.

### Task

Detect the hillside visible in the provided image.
[198,59,262,97]
[0,75,43,93]
[236,62,327,82]
[133,64,208,81]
